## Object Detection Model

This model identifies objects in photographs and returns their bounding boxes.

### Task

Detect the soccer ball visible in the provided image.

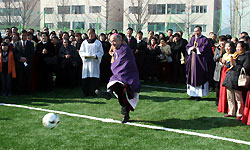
[42,113,60,129]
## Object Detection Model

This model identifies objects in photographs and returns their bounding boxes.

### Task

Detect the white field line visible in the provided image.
[142,85,216,94]
[1,103,250,146]
[142,85,186,91]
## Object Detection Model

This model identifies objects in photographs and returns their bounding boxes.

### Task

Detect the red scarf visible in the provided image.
[0,48,16,78]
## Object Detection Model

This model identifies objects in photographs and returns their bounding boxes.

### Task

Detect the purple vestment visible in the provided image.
[186,35,214,87]
[110,44,141,93]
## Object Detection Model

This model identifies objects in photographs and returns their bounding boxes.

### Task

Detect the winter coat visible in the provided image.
[223,51,250,90]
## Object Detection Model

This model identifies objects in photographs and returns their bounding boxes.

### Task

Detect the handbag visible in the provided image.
[156,53,167,62]
[180,52,187,64]
[238,67,250,88]
[167,56,172,63]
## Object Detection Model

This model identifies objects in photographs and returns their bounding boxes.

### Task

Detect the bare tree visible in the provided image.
[235,0,250,35]
[17,0,39,28]
[172,0,206,39]
[124,0,158,32]
[0,0,39,28]
[230,0,233,35]
[0,0,18,26]
[58,0,69,29]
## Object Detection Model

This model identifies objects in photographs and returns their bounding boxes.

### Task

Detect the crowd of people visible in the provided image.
[2,25,250,125]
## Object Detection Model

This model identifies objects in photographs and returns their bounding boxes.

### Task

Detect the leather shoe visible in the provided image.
[122,115,130,123]
[236,116,242,121]
[224,114,235,117]
[95,89,112,100]
[195,97,201,101]
[188,96,195,100]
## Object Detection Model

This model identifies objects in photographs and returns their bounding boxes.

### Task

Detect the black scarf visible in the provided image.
[87,38,96,43]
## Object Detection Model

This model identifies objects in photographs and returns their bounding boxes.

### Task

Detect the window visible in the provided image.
[13,8,21,16]
[204,6,207,13]
[128,6,142,14]
[128,23,143,31]
[191,24,207,32]
[200,6,204,13]
[167,4,185,14]
[58,6,70,14]
[45,23,54,29]
[73,22,85,29]
[89,23,101,30]
[148,4,165,14]
[57,22,70,29]
[196,6,199,13]
[191,6,195,13]
[166,23,185,32]
[191,5,207,14]
[89,6,101,13]
[44,7,54,14]
[148,22,165,32]
[72,5,85,14]
[0,0,20,1]
[0,8,7,16]
[0,8,21,16]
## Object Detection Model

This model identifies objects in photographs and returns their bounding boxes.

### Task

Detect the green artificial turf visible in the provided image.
[0,82,250,149]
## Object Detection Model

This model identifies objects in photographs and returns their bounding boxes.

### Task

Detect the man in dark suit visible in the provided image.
[135,31,147,80]
[13,30,34,94]
[171,33,188,83]
[125,28,137,53]
[165,29,173,42]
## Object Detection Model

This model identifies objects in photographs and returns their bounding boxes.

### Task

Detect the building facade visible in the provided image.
[41,0,124,33]
[124,0,222,37]
[0,0,40,29]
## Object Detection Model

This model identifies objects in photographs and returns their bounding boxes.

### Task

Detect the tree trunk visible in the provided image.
[238,15,241,35]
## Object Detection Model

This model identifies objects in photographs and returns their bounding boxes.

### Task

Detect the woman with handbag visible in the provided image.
[222,41,250,120]
[217,41,235,113]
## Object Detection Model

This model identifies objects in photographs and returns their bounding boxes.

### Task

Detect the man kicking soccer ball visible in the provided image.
[96,33,141,123]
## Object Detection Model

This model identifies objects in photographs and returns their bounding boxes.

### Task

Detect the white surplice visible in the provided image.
[79,40,104,79]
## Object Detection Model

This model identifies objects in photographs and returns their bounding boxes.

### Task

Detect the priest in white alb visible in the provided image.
[79,28,104,97]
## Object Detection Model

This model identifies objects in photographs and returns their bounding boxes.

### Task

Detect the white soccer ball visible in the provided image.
[42,113,60,129]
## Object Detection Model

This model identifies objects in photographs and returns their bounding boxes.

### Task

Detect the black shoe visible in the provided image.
[188,96,195,100]
[1,92,6,96]
[122,115,130,123]
[195,97,201,101]
[7,91,12,96]
[95,89,112,100]
[215,101,218,106]
[82,92,87,98]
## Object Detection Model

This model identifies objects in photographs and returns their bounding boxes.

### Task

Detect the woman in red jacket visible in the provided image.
[0,42,16,96]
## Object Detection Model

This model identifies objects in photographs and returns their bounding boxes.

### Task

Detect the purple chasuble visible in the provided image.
[110,44,141,93]
[186,35,214,87]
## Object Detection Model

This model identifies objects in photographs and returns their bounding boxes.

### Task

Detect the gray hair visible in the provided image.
[111,34,121,40]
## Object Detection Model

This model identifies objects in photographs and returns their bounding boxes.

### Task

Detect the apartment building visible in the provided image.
[41,0,123,32]
[124,0,222,37]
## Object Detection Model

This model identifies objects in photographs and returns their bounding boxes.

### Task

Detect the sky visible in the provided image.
[221,0,250,34]
[221,0,230,33]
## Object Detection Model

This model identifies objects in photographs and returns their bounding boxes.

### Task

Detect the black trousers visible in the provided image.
[0,72,11,94]
[108,82,130,116]
[215,81,220,102]
[82,77,99,96]
[16,64,32,93]
[38,65,53,91]
[62,62,77,88]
